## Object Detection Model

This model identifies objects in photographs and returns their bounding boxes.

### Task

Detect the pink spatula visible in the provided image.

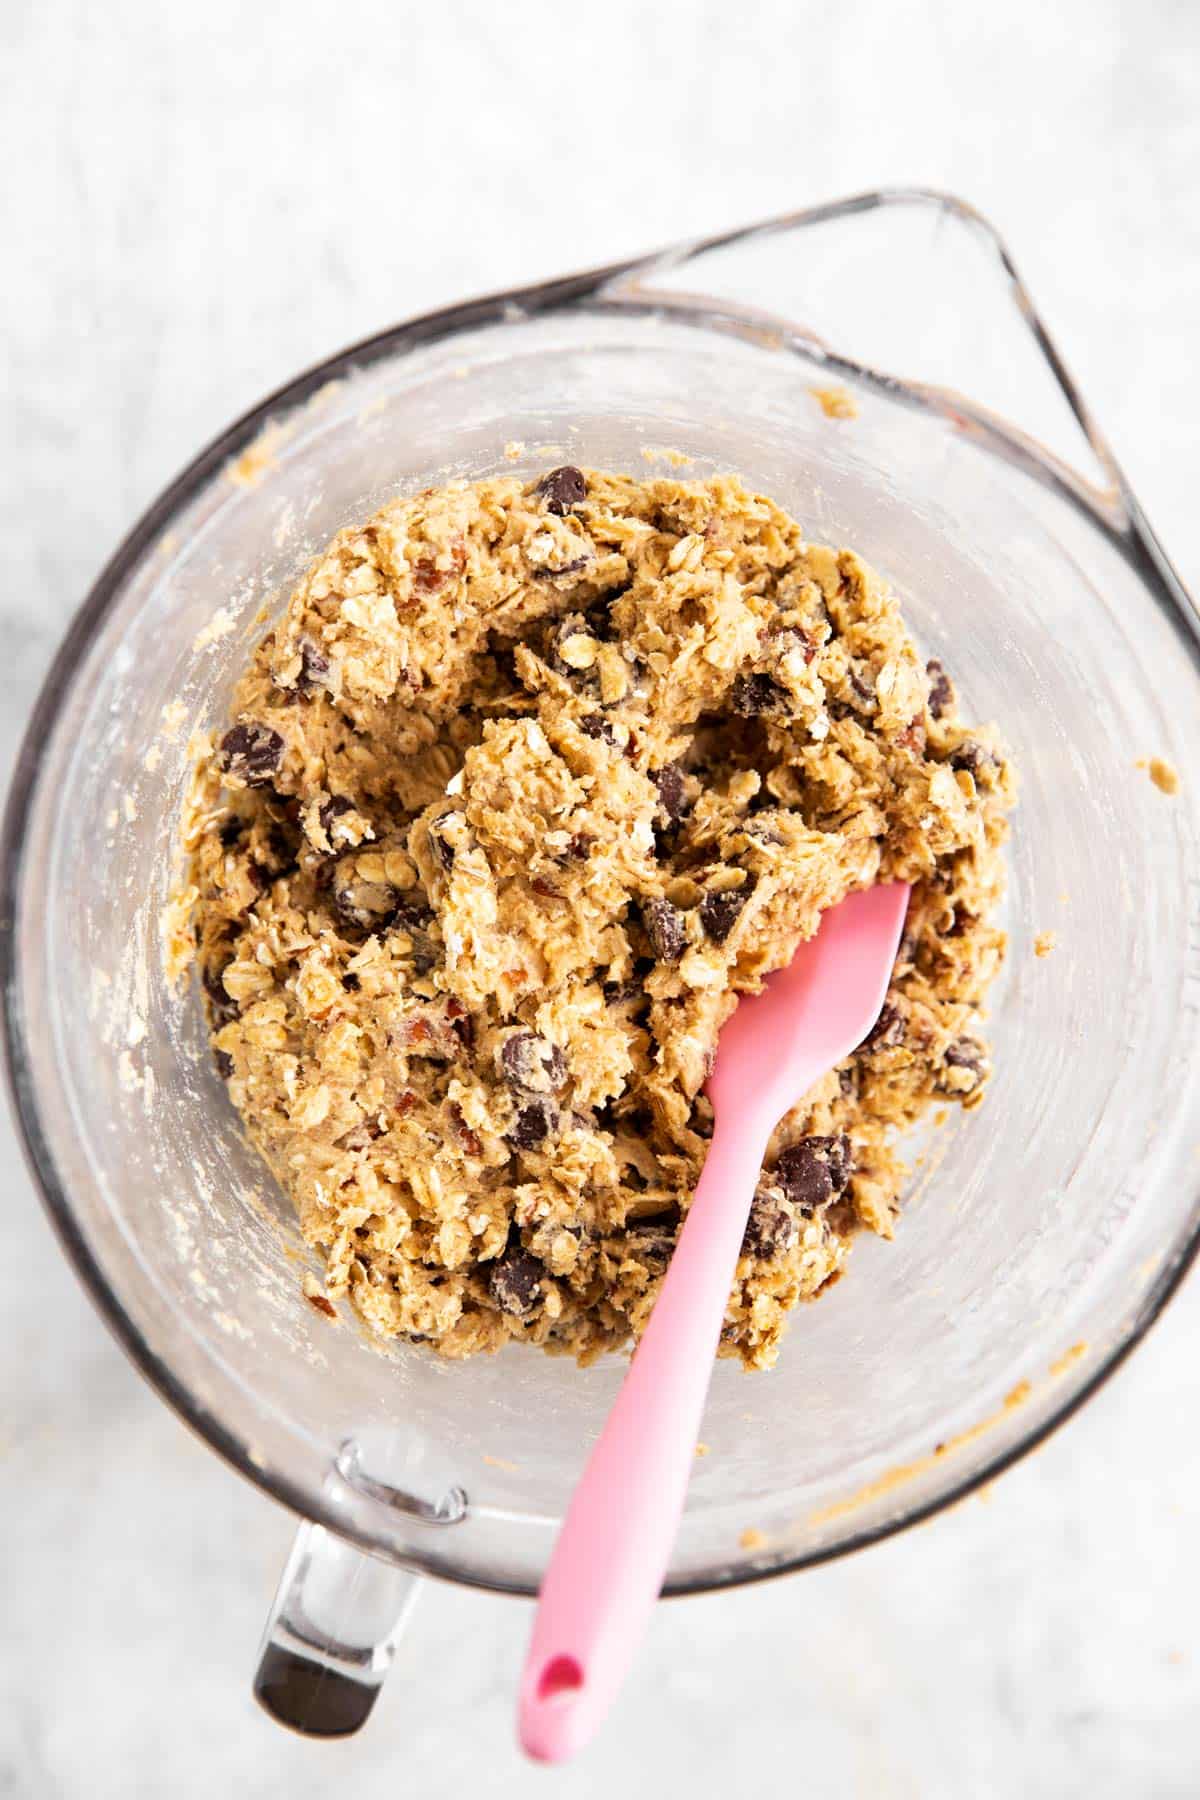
[519,881,910,1764]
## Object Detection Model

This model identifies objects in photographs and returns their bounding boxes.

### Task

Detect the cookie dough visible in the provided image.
[178,468,1013,1369]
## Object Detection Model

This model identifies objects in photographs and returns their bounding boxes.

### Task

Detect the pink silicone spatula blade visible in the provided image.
[519,882,910,1764]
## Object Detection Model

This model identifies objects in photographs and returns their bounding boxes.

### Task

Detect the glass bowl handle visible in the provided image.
[593,187,1191,623]
[253,1520,422,1737]
[251,1440,466,1736]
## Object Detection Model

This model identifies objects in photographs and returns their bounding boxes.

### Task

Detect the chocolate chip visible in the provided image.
[334,873,400,930]
[926,658,954,720]
[535,465,587,516]
[652,762,688,824]
[203,965,239,1028]
[218,816,244,848]
[823,1133,853,1189]
[864,1001,905,1049]
[950,740,996,778]
[774,1134,853,1214]
[296,636,330,693]
[642,897,687,964]
[742,1188,798,1259]
[501,1031,568,1094]
[509,1096,558,1150]
[830,669,876,724]
[532,555,592,580]
[319,794,354,840]
[942,1036,988,1090]
[602,978,642,1005]
[743,817,784,848]
[489,1243,545,1317]
[731,673,787,717]
[219,722,285,787]
[580,712,616,745]
[214,1048,234,1080]
[699,886,750,945]
[624,1226,676,1266]
[410,941,437,976]
[391,900,437,974]
[548,614,599,684]
[392,896,431,931]
[428,818,458,871]
[846,665,876,711]
[583,593,621,641]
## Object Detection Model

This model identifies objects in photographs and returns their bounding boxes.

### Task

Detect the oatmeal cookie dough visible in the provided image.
[179,467,1013,1369]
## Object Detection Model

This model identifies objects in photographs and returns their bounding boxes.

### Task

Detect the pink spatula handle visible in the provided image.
[518,1108,773,1763]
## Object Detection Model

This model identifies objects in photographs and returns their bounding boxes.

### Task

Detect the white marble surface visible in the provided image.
[3,3,1200,1795]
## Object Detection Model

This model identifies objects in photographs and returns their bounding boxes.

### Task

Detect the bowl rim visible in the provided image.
[4,186,1200,1599]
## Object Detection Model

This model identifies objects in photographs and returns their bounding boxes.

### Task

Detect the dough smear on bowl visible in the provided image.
[177,467,1014,1368]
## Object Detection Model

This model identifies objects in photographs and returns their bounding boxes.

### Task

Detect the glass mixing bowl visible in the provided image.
[5,190,1200,1737]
